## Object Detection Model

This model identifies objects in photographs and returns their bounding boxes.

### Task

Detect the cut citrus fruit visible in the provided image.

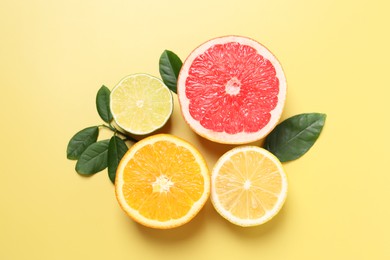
[211,146,287,227]
[110,73,173,135]
[177,36,287,144]
[115,134,210,229]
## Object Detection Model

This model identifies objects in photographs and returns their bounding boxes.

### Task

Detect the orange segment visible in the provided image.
[211,146,287,227]
[115,134,210,229]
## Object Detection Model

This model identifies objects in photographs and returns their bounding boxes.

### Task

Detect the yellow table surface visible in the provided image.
[1,0,389,259]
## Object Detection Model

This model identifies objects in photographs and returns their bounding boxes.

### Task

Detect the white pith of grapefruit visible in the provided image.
[177,36,287,144]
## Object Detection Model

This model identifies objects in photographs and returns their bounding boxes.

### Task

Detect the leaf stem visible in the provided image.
[100,124,138,143]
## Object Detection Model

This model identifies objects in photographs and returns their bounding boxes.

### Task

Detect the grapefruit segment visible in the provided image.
[178,36,286,144]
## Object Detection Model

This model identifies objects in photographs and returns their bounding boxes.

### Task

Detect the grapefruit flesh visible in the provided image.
[178,36,286,144]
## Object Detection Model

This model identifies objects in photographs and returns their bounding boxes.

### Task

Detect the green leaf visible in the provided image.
[108,136,128,184]
[264,113,326,162]
[96,85,113,123]
[76,139,110,175]
[159,50,182,94]
[67,126,99,160]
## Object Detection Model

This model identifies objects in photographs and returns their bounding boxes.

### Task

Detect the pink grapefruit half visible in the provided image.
[177,36,287,144]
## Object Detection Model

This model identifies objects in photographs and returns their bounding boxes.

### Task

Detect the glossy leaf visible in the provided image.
[159,50,182,93]
[264,113,326,162]
[67,126,99,160]
[108,136,128,184]
[96,85,113,123]
[76,139,110,175]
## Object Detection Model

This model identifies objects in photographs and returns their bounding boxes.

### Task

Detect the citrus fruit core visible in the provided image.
[178,36,287,144]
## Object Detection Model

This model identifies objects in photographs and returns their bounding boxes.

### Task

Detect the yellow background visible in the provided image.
[1,0,389,259]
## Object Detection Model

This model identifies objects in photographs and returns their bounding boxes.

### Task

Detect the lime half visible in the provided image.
[110,73,173,135]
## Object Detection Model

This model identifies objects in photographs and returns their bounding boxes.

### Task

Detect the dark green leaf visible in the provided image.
[159,50,182,93]
[67,126,99,160]
[264,113,326,162]
[108,136,128,184]
[96,85,113,123]
[76,139,110,175]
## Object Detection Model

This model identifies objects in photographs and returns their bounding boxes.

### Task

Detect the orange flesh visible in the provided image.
[121,141,204,221]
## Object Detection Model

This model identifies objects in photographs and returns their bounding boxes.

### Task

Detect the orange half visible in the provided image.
[115,134,210,229]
